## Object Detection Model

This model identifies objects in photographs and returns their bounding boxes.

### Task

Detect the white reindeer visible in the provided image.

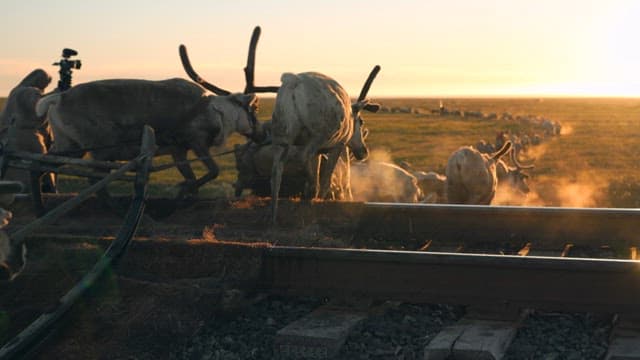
[445,141,512,205]
[234,126,355,201]
[270,66,381,223]
[398,161,447,203]
[233,138,307,198]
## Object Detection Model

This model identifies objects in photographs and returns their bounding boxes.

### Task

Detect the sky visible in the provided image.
[1,0,639,97]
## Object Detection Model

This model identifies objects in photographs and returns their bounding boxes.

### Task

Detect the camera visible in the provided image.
[53,48,82,91]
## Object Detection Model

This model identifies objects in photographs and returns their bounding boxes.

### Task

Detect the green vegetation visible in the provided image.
[3,97,640,207]
[365,97,640,207]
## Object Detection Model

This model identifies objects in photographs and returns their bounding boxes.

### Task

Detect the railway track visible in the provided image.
[10,196,640,255]
[2,197,640,358]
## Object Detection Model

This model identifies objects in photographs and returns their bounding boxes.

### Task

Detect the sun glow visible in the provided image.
[0,1,639,97]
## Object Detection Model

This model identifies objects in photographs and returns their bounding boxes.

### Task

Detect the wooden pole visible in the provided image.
[8,128,156,247]
[8,150,128,170]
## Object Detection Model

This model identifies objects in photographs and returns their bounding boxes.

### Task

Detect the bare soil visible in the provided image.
[0,195,369,359]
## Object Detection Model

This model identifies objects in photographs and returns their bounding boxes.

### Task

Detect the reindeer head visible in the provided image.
[179,26,278,143]
[496,147,535,194]
[507,147,534,194]
[349,65,381,161]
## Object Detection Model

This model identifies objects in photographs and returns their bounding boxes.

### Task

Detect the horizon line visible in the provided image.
[2,93,640,100]
[253,94,640,99]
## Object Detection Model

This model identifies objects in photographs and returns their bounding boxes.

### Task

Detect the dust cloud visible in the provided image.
[368,149,393,163]
[494,171,608,208]
[523,143,547,162]
[494,185,539,206]
[349,149,421,202]
[560,123,573,136]
[553,173,607,207]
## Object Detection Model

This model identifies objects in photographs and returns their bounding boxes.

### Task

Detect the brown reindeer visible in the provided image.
[34,27,278,213]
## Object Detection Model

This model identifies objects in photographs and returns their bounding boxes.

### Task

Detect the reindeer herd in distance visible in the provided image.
[0,26,553,224]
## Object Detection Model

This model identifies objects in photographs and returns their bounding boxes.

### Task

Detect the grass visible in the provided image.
[369,98,640,207]
[3,96,640,207]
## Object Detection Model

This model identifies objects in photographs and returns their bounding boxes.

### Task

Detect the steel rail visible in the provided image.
[13,199,640,253]
[260,246,640,317]
[355,202,640,250]
[10,198,640,258]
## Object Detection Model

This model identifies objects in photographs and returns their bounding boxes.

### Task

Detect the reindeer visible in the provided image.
[398,161,447,203]
[233,123,354,201]
[496,147,535,195]
[233,127,307,198]
[445,141,512,205]
[34,27,277,213]
[474,139,495,154]
[270,66,381,224]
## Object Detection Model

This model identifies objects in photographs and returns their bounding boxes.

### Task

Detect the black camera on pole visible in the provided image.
[53,48,82,91]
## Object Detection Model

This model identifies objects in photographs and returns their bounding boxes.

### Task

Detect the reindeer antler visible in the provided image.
[179,44,231,96]
[510,147,535,169]
[358,65,381,101]
[244,26,279,94]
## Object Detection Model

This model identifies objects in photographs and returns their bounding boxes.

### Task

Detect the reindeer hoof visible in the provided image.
[176,181,198,203]
[177,180,198,199]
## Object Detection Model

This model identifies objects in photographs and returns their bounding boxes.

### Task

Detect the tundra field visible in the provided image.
[2,96,639,208]
[1,96,640,359]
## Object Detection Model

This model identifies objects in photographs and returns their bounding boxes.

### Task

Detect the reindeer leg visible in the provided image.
[41,172,57,193]
[344,149,353,201]
[29,170,45,216]
[71,150,124,216]
[85,170,126,216]
[270,144,288,225]
[189,144,220,191]
[172,147,198,199]
[303,154,321,201]
[318,145,344,199]
[298,138,328,201]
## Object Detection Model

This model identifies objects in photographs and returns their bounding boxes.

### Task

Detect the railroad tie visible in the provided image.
[274,305,367,359]
[424,306,524,360]
[607,315,640,360]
